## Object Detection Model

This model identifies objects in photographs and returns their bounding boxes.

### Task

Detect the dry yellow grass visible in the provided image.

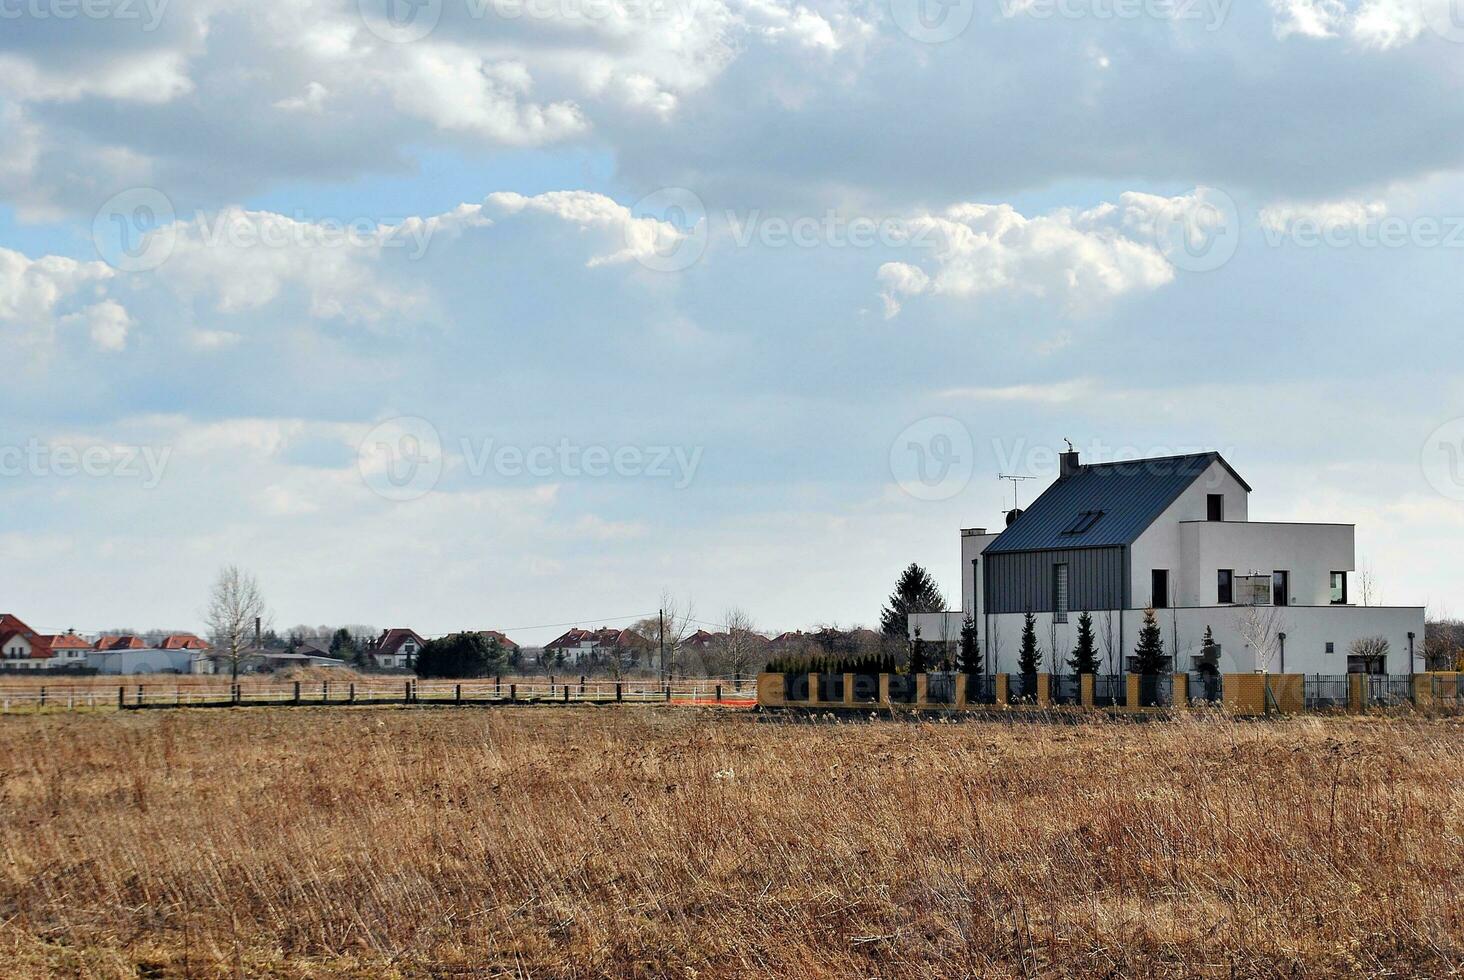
[2,707,1462,977]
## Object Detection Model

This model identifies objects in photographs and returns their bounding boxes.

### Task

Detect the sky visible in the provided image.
[2,0,1463,644]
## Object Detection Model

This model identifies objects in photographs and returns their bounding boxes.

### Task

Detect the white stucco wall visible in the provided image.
[1129,459,1250,607]
[979,605,1424,676]
[961,530,1001,619]
[1178,520,1353,607]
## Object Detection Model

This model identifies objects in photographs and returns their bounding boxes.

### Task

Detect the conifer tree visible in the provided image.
[1133,607,1167,674]
[1067,611,1100,674]
[1018,611,1040,675]
[958,613,982,675]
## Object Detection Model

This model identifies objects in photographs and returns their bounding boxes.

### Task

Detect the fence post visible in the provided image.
[563,684,569,703]
[136,685,144,707]
[716,685,722,703]
[496,675,502,697]
[510,683,517,703]
[323,682,329,702]
[293,681,301,704]
[665,684,671,702]
[455,683,462,705]
[616,682,623,702]
[38,686,45,708]
[404,681,412,705]
[118,686,125,709]
[580,675,586,695]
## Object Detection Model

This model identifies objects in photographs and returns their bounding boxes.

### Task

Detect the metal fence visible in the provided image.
[1093,674,1126,707]
[1367,674,1413,706]
[1188,672,1223,705]
[967,674,997,705]
[1051,674,1082,706]
[1009,673,1038,704]
[926,672,958,705]
[1304,674,1349,710]
[1135,675,1171,708]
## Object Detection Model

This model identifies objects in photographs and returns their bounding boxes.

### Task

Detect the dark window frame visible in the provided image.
[1151,569,1169,609]
[1217,568,1233,605]
[1330,571,1347,605]
[1060,510,1105,535]
[1273,570,1289,607]
[1206,494,1224,521]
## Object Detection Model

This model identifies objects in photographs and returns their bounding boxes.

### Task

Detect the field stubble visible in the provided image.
[1,707,1461,977]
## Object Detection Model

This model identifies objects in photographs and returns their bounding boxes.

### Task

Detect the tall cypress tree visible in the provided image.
[1133,608,1167,675]
[1018,611,1040,675]
[958,614,982,675]
[1067,611,1100,674]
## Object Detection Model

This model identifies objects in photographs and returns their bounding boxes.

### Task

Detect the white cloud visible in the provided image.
[0,248,113,323]
[60,300,133,352]
[876,197,1177,318]
[1258,197,1388,232]
[938,380,1099,404]
[1270,0,1429,48]
[487,190,698,268]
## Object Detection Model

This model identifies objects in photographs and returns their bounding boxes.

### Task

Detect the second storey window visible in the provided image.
[1152,569,1169,609]
[1207,494,1224,521]
[1273,570,1290,607]
[1053,563,1069,623]
[1217,569,1233,604]
[1330,571,1348,604]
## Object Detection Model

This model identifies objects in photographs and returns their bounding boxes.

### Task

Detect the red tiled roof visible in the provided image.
[545,627,650,651]
[159,633,210,650]
[37,633,91,653]
[0,629,42,657]
[477,630,519,650]
[93,635,147,651]
[0,614,36,638]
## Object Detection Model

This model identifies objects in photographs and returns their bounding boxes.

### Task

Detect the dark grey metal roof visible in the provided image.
[983,452,1248,554]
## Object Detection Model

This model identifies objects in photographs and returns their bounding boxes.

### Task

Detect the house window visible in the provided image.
[1053,563,1069,623]
[1325,642,1335,654]
[1217,569,1233,605]
[1330,571,1347,605]
[1152,569,1169,609]
[1060,511,1104,535]
[1272,570,1289,607]
[1207,494,1224,521]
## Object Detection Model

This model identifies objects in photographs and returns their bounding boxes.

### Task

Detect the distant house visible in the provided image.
[543,627,651,665]
[0,616,94,670]
[477,630,520,653]
[253,650,347,671]
[368,628,426,670]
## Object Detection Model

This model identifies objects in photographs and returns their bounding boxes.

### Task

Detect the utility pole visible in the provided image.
[659,608,666,683]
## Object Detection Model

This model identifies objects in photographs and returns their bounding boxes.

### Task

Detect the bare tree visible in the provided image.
[719,607,764,683]
[633,591,696,680]
[1349,635,1390,674]
[205,565,268,683]
[1099,608,1117,675]
[1357,557,1379,607]
[987,617,1003,674]
[1238,603,1287,674]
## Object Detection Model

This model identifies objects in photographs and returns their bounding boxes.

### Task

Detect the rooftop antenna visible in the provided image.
[1063,437,1075,452]
[997,473,1037,510]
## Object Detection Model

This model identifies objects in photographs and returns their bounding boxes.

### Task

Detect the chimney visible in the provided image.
[1059,447,1081,478]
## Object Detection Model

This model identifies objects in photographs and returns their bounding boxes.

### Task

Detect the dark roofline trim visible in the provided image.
[1079,451,1251,493]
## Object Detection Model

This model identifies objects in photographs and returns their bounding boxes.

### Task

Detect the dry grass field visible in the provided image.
[2,707,1462,978]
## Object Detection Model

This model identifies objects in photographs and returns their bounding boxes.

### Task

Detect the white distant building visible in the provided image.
[910,450,1425,676]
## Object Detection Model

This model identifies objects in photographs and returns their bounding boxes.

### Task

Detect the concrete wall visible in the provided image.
[980,605,1424,676]
[1130,458,1250,606]
[87,649,206,675]
[1177,520,1353,607]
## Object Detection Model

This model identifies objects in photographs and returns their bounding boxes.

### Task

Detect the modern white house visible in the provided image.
[910,450,1425,676]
